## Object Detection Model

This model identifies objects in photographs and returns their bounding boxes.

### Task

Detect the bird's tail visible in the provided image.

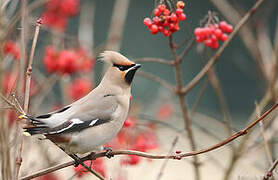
[19,114,48,136]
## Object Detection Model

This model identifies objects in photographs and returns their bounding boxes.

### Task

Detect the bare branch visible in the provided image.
[263,159,278,180]
[134,58,174,65]
[20,101,278,180]
[137,71,174,91]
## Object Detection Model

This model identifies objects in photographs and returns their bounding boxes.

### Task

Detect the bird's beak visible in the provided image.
[132,63,141,70]
[124,63,141,85]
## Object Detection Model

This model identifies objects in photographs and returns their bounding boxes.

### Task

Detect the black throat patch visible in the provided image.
[125,69,137,85]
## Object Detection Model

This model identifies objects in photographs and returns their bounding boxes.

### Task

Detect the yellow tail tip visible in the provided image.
[18,114,26,119]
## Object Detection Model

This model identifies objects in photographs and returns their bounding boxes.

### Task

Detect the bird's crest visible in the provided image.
[98,51,134,66]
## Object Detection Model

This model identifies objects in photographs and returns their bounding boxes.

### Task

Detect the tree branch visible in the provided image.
[181,0,265,95]
[19,101,278,180]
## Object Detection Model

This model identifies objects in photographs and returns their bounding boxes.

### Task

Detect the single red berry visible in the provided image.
[211,41,219,49]
[211,34,217,42]
[220,33,228,41]
[178,13,186,21]
[196,36,203,43]
[176,1,185,9]
[150,24,158,34]
[170,13,178,22]
[158,25,164,32]
[158,4,166,12]
[152,17,160,25]
[203,27,211,36]
[215,28,223,38]
[219,21,228,31]
[205,39,213,47]
[225,25,233,33]
[175,8,183,15]
[154,8,160,16]
[163,29,171,36]
[143,18,152,27]
[176,150,182,154]
[169,23,175,31]
[163,9,170,16]
[194,28,202,36]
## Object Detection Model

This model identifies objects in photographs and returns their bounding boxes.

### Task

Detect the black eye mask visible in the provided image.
[113,63,135,71]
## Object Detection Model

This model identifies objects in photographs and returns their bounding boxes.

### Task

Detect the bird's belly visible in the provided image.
[68,119,123,154]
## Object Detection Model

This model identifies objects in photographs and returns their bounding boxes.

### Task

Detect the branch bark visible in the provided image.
[19,102,278,180]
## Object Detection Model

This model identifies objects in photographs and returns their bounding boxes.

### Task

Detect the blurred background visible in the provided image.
[0,0,278,179]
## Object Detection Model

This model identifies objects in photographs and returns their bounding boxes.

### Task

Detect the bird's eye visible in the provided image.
[113,64,135,71]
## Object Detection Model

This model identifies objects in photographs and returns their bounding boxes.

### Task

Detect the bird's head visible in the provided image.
[99,51,141,87]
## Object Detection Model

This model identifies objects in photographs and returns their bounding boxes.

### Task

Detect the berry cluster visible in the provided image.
[143,1,186,36]
[194,21,233,49]
[41,0,79,31]
[67,78,93,101]
[43,46,95,75]
[3,41,20,60]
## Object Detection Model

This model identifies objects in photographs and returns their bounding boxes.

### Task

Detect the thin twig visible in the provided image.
[256,102,273,165]
[134,58,174,65]
[19,101,278,179]
[15,1,27,178]
[24,19,41,112]
[181,0,265,95]
[137,71,174,91]
[156,136,179,180]
[263,159,278,180]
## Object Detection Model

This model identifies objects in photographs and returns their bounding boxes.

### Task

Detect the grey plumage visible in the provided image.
[23,51,141,154]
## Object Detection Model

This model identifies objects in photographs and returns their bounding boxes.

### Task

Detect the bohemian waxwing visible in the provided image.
[20,51,141,155]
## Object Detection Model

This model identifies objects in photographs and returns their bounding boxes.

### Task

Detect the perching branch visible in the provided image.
[181,0,265,95]
[20,102,278,180]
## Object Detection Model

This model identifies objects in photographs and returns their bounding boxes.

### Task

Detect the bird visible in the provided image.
[19,51,141,158]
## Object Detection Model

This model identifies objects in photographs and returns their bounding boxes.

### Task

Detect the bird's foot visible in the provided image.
[104,147,114,158]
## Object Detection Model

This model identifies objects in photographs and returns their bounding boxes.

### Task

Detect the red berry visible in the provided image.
[158,4,166,12]
[219,21,228,31]
[163,9,170,16]
[169,23,175,31]
[163,29,171,36]
[225,25,233,33]
[205,39,213,47]
[152,17,160,25]
[143,18,152,27]
[170,13,178,22]
[154,8,160,16]
[220,33,228,41]
[211,34,217,42]
[215,28,223,38]
[150,24,158,34]
[211,41,219,49]
[68,78,92,101]
[176,150,182,154]
[175,8,183,15]
[158,25,164,32]
[196,36,203,43]
[194,28,202,36]
[203,27,211,36]
[178,13,186,21]
[176,1,185,9]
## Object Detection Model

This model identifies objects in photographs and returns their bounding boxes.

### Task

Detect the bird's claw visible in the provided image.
[104,147,113,158]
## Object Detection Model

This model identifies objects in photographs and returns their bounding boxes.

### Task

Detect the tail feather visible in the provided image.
[22,115,48,136]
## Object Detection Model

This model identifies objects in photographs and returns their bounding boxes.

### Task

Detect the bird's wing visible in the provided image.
[24,93,118,135]
[24,118,109,135]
